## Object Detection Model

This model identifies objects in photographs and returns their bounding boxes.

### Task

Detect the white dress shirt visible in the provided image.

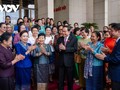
[28,36,37,45]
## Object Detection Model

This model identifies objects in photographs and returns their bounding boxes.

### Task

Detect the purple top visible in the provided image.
[13,33,20,45]
[0,45,14,77]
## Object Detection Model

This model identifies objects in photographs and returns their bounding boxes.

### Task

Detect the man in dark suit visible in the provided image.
[56,26,77,90]
[95,23,120,90]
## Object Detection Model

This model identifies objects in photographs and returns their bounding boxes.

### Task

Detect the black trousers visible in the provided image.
[58,65,74,90]
[111,81,120,90]
[0,77,15,90]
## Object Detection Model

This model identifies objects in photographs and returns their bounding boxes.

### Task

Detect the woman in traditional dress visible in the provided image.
[15,30,35,90]
[78,28,90,89]
[0,32,25,90]
[32,33,52,90]
[84,31,104,90]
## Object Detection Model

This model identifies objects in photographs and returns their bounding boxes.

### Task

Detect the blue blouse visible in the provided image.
[88,41,104,66]
[15,42,32,68]
[14,25,29,32]
[31,44,52,64]
[14,25,18,32]
[39,26,46,34]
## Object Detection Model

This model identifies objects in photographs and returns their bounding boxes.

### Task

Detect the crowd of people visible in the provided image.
[0,15,120,90]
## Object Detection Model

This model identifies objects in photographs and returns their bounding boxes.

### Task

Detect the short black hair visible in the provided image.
[37,19,42,22]
[57,21,62,26]
[92,31,101,41]
[20,30,28,37]
[63,20,68,25]
[50,18,54,21]
[0,32,12,43]
[18,23,25,33]
[23,16,28,19]
[31,25,39,32]
[41,18,45,20]
[35,19,38,23]
[109,23,120,31]
[52,26,57,30]
[34,24,40,30]
[5,15,11,19]
[58,25,63,29]
[74,22,79,26]
[38,33,45,38]
[81,27,89,34]
[73,27,80,35]
[17,18,24,25]
[45,26,51,31]
[0,23,6,28]
[104,31,110,34]
[109,23,116,27]
[63,25,71,31]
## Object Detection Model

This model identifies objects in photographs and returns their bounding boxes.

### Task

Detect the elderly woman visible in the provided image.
[31,33,52,90]
[0,32,25,90]
[15,30,35,90]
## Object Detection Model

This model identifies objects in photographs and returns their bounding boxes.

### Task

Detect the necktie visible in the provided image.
[64,37,67,45]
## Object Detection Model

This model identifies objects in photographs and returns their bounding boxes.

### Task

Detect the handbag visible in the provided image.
[74,51,81,63]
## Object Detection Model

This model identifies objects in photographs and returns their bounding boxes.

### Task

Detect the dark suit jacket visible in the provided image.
[56,33,77,67]
[104,39,120,82]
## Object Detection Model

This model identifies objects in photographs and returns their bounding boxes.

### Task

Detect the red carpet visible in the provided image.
[48,80,81,90]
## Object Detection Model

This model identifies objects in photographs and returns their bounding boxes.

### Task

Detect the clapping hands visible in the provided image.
[12,54,25,65]
[14,54,25,62]
[26,45,36,55]
[40,45,47,55]
[95,52,106,60]
[28,45,36,51]
[85,44,93,52]
[101,46,110,54]
[59,43,66,50]
[79,42,86,48]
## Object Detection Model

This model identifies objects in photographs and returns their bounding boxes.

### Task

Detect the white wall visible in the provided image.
[69,0,87,27]
[37,0,54,19]
[54,0,69,23]
[93,0,105,30]
[108,0,120,24]
[86,0,94,22]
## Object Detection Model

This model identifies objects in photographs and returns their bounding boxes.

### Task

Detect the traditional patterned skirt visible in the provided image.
[34,64,49,83]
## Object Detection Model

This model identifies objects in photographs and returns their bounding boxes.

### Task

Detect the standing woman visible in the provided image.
[78,28,90,89]
[28,26,39,45]
[73,27,82,83]
[46,18,50,27]
[15,30,35,90]
[84,31,103,90]
[0,32,25,90]
[53,25,63,79]
[14,18,24,34]
[13,23,26,45]
[44,26,55,82]
[32,33,52,90]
